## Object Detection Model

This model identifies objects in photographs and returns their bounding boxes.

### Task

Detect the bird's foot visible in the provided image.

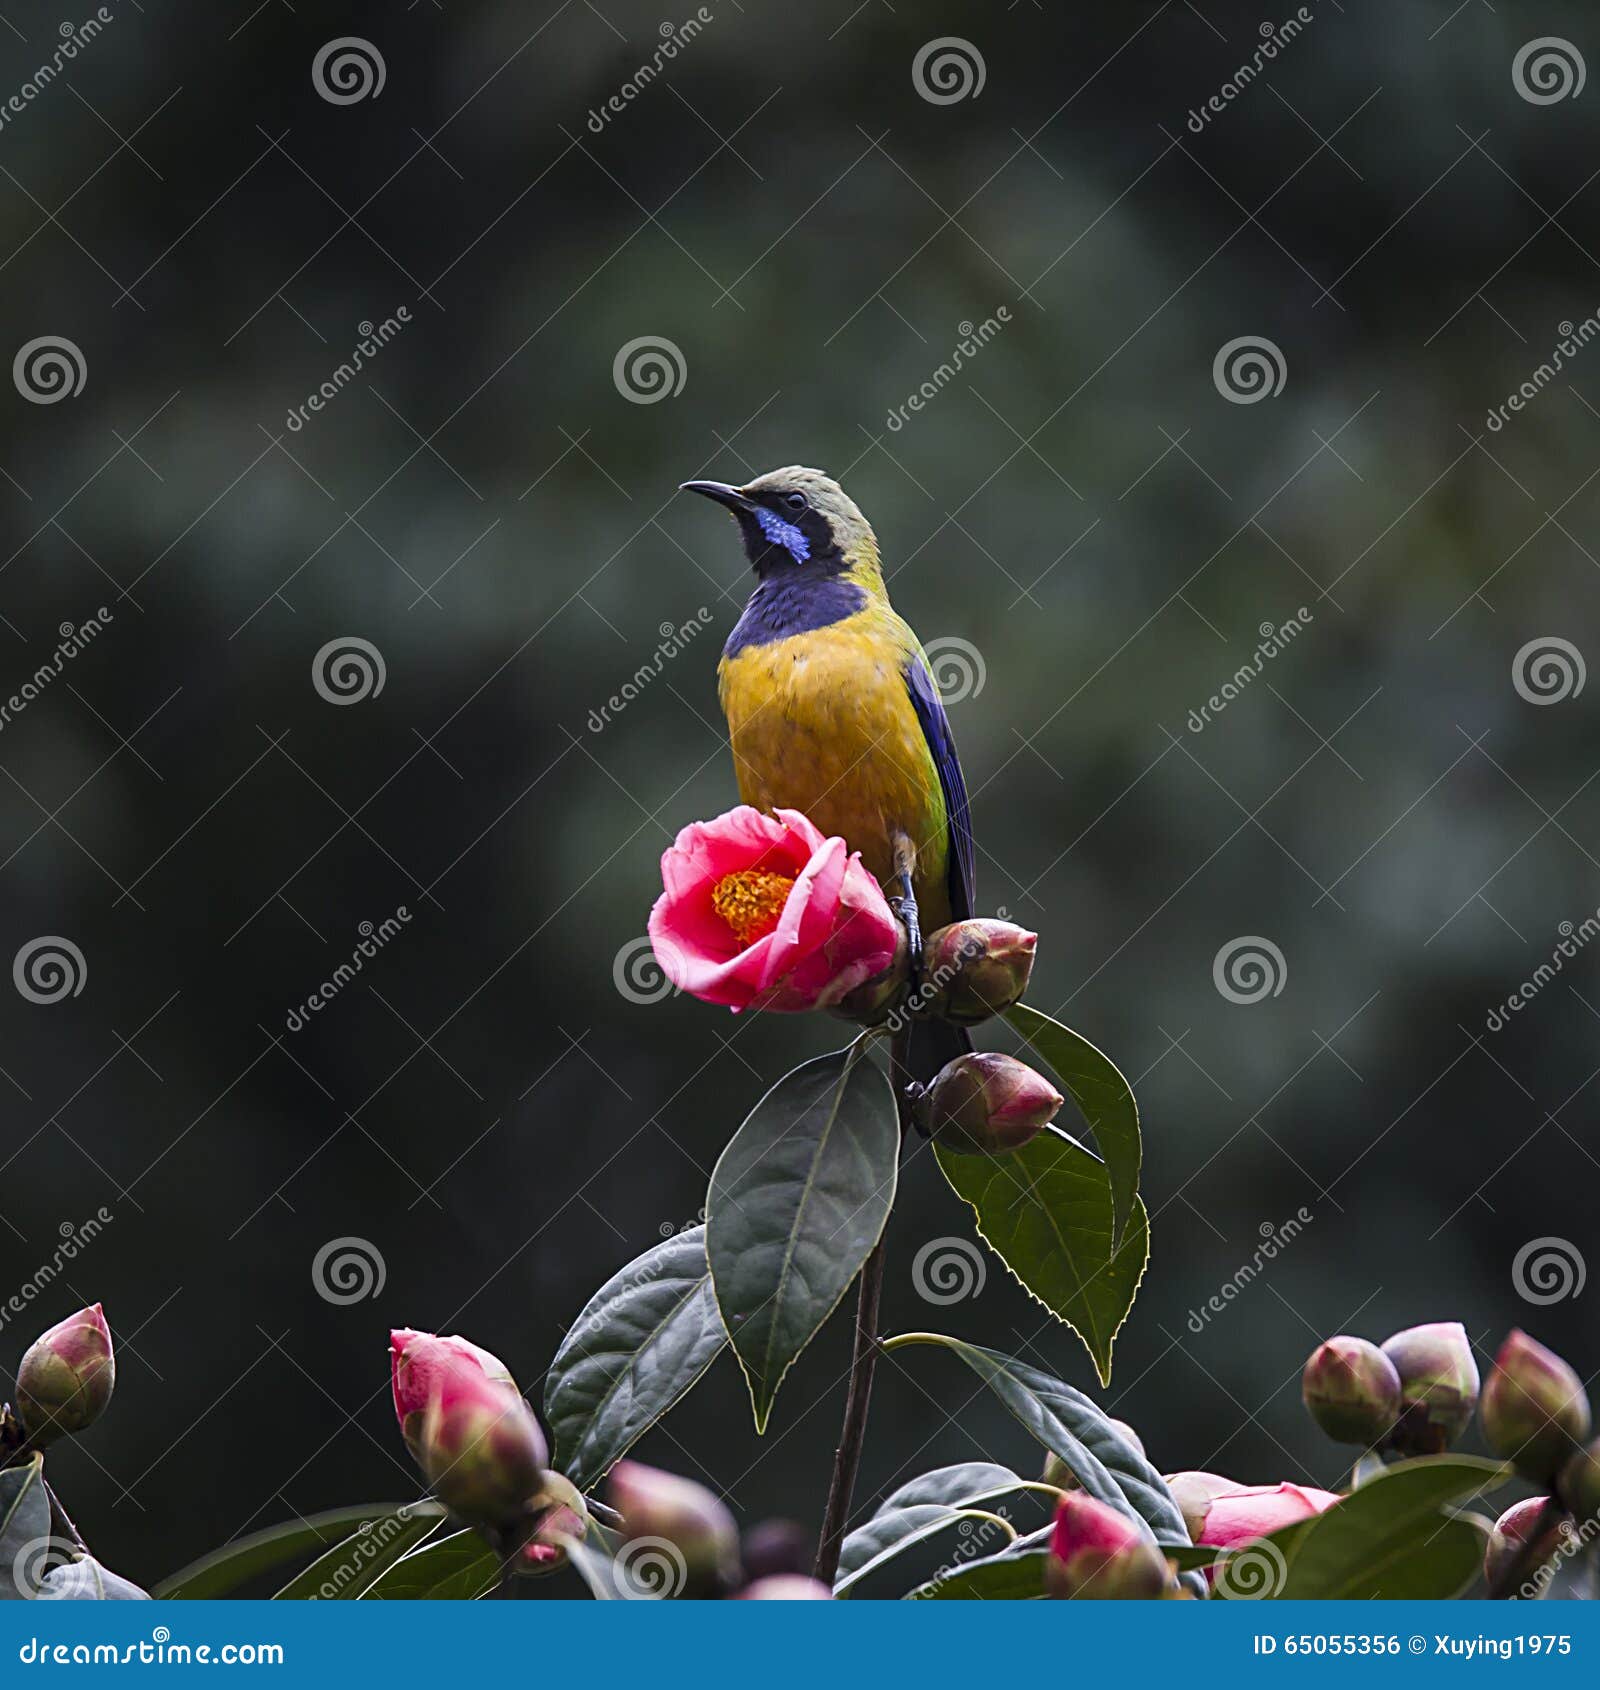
[894,870,924,985]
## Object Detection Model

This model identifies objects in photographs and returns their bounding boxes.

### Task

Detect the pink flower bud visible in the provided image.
[919,1052,1063,1155]
[829,925,910,1025]
[1191,1481,1342,1549]
[1302,1336,1402,1446]
[609,1460,739,1592]
[738,1575,833,1599]
[1044,1420,1144,1492]
[1381,1321,1479,1455]
[1164,1471,1241,1541]
[390,1328,516,1464]
[519,1472,589,1573]
[918,919,1038,1025]
[1483,1496,1563,1589]
[16,1304,114,1443]
[417,1370,547,1529]
[1045,1493,1171,1599]
[1559,1437,1600,1524]
[1481,1330,1592,1483]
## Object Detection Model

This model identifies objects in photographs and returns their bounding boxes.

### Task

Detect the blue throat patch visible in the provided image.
[755,505,810,562]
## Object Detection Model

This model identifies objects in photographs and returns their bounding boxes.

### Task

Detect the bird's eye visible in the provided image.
[784,491,808,512]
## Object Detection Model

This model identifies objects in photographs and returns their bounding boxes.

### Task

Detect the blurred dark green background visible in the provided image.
[0,0,1596,1587]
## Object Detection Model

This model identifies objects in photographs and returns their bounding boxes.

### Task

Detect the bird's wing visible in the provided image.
[905,653,975,921]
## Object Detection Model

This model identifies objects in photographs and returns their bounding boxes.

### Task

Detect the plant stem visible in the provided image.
[812,1023,911,1587]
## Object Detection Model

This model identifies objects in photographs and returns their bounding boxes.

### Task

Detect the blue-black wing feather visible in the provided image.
[905,655,975,922]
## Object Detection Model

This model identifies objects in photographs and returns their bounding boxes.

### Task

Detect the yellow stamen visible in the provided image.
[711,869,796,947]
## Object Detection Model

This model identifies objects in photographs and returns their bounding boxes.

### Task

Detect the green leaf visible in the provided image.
[934,1127,1148,1384]
[544,1225,727,1491]
[906,1545,1049,1600]
[1278,1457,1507,1600]
[876,1463,1022,1514]
[0,1456,50,1601]
[273,1503,444,1599]
[836,1506,1017,1598]
[36,1558,150,1601]
[882,1334,1187,1545]
[1209,1517,1320,1598]
[156,1502,439,1600]
[363,1530,499,1600]
[1005,1002,1141,1246]
[707,1041,900,1433]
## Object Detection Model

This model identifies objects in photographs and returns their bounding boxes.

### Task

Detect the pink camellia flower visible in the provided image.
[1045,1493,1171,1600]
[1193,1481,1342,1549]
[390,1328,516,1462]
[648,806,900,1013]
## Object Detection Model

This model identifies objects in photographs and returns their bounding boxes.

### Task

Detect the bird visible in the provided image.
[680,465,975,1082]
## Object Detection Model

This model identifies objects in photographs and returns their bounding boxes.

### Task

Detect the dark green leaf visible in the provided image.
[0,1457,50,1601]
[37,1558,150,1601]
[836,1506,1019,1598]
[544,1225,726,1491]
[876,1463,1022,1515]
[1278,1457,1508,1599]
[934,1129,1148,1385]
[906,1545,1049,1600]
[156,1502,434,1599]
[273,1503,444,1599]
[1005,1002,1141,1246]
[882,1334,1187,1544]
[364,1530,499,1600]
[707,1042,899,1432]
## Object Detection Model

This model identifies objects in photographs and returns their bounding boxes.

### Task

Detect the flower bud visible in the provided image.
[829,925,909,1025]
[1483,1496,1563,1589]
[917,920,1038,1025]
[917,1052,1063,1156]
[609,1460,739,1593]
[418,1372,548,1529]
[1559,1437,1600,1524]
[738,1575,833,1599]
[1301,1335,1401,1446]
[1044,1420,1144,1491]
[1381,1322,1479,1455]
[1190,1482,1341,1549]
[520,1472,589,1573]
[1164,1471,1240,1542]
[1481,1330,1592,1483]
[740,1519,812,1582]
[1044,1494,1171,1600]
[16,1304,114,1444]
[390,1328,515,1464]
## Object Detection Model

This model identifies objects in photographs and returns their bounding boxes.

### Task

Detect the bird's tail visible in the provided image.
[903,1015,972,1089]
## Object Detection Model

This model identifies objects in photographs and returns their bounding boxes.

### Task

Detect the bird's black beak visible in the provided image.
[679,479,757,514]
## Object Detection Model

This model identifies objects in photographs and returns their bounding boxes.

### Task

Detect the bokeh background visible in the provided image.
[1,0,1597,1588]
